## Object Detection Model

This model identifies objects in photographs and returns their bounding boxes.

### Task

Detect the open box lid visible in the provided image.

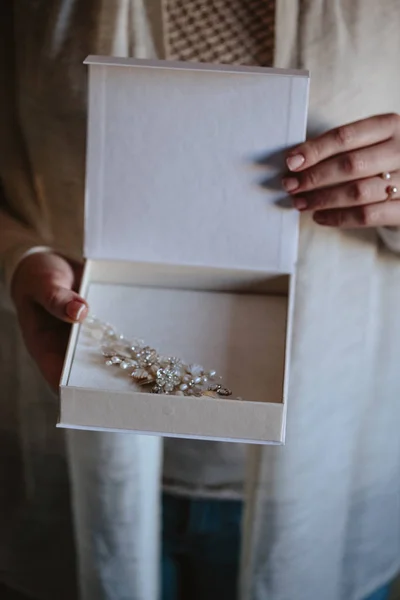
[84,56,309,273]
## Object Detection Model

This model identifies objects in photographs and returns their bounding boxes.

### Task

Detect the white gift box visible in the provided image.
[59,56,309,444]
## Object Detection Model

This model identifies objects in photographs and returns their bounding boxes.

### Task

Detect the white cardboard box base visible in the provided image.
[60,260,291,443]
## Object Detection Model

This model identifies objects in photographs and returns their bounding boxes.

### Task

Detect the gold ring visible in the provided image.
[386,185,398,201]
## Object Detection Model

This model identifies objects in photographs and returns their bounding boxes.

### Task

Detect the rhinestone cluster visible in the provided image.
[84,316,232,398]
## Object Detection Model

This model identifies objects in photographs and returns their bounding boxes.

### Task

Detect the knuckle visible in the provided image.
[357,206,370,226]
[43,285,62,310]
[313,193,327,209]
[303,168,320,189]
[298,142,317,165]
[341,152,364,176]
[336,210,347,227]
[357,205,378,226]
[308,141,322,163]
[313,189,332,209]
[334,125,354,147]
[350,181,369,203]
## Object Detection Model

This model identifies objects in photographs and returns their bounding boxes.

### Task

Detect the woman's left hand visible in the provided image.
[283,113,400,228]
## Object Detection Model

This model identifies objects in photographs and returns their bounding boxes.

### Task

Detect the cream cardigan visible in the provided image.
[1,2,400,600]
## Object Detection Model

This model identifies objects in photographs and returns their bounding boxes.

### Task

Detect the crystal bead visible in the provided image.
[85,316,98,327]
[132,368,150,381]
[87,315,229,399]
[209,384,221,392]
[189,364,204,376]
[217,386,232,397]
[120,360,134,370]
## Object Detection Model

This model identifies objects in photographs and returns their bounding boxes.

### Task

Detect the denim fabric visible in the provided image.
[366,585,391,600]
[162,494,242,600]
[162,495,392,600]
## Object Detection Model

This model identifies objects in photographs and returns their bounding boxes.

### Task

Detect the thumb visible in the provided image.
[35,283,88,323]
[25,253,88,323]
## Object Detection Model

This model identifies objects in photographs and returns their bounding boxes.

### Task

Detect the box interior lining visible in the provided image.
[66,261,289,405]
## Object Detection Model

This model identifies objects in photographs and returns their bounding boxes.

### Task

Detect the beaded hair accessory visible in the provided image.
[84,316,232,398]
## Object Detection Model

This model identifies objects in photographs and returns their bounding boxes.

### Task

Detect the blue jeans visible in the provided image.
[161,494,392,600]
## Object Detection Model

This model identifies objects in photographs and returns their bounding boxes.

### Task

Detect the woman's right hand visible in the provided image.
[11,252,88,390]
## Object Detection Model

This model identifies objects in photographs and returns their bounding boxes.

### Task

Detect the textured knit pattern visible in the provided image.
[165,0,275,66]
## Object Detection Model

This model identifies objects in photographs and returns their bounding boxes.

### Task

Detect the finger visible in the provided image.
[39,348,67,391]
[282,139,399,194]
[37,333,70,390]
[19,302,70,389]
[32,325,70,390]
[26,256,88,323]
[33,282,88,324]
[293,172,400,212]
[313,199,400,228]
[12,252,88,324]
[287,113,400,172]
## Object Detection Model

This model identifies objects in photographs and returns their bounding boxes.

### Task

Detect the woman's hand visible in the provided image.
[283,113,400,228]
[11,252,88,390]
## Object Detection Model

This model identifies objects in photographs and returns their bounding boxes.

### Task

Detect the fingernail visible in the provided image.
[287,154,305,171]
[66,300,87,322]
[293,197,308,210]
[282,177,299,192]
